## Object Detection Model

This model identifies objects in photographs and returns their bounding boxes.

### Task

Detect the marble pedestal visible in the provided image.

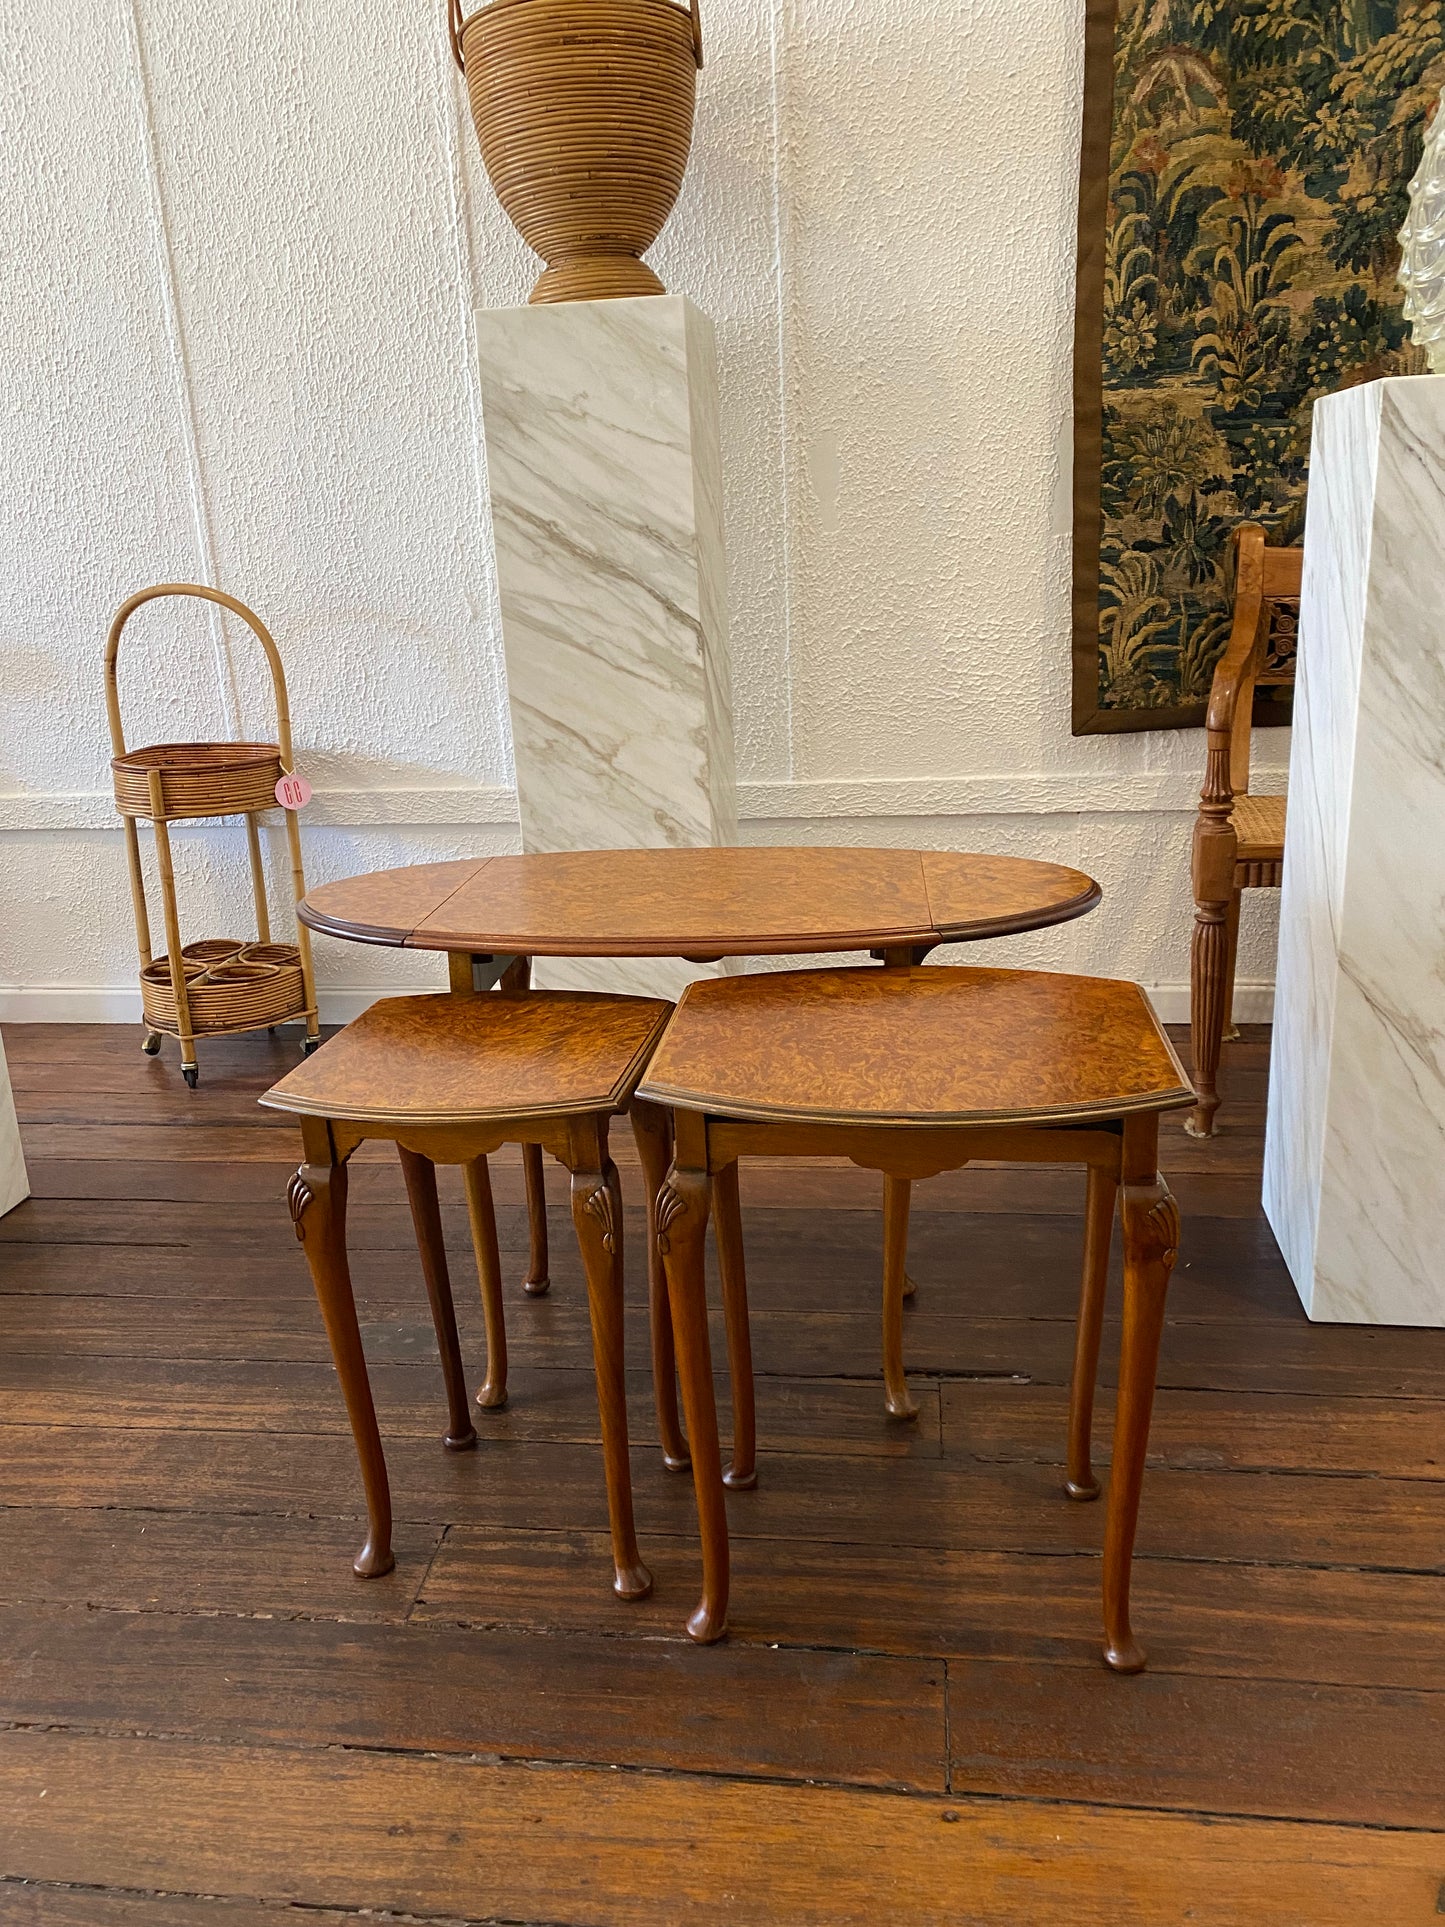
[0,1032,29,1219]
[1263,376,1445,1325]
[476,295,736,1000]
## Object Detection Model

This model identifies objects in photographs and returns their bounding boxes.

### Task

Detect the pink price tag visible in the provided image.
[275,772,312,811]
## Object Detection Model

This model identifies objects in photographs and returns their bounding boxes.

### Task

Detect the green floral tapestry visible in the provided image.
[1072,0,1444,733]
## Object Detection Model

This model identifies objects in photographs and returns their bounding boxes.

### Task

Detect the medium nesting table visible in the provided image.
[638,964,1194,1669]
[298,847,1102,1464]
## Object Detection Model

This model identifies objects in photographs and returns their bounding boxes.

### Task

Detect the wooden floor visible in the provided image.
[1,1021,1443,1925]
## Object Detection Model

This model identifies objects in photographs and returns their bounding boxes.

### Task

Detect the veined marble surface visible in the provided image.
[1264,376,1445,1325]
[476,296,737,1001]
[0,1031,30,1219]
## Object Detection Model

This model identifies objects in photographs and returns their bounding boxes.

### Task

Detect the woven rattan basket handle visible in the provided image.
[104,583,297,769]
[448,0,703,72]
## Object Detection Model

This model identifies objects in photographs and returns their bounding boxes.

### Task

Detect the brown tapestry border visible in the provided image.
[1072,0,1142,735]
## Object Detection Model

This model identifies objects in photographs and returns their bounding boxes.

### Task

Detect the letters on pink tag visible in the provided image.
[275,772,312,811]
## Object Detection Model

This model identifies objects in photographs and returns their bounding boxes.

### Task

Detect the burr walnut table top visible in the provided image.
[260,990,672,1126]
[637,966,1194,1127]
[298,847,1101,958]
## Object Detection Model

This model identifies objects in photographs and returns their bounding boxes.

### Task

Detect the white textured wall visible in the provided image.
[1,0,1283,1021]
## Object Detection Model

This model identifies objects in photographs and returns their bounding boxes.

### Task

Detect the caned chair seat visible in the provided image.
[639,966,1192,1126]
[261,989,670,1609]
[262,990,670,1125]
[637,964,1193,1671]
[1231,791,1286,861]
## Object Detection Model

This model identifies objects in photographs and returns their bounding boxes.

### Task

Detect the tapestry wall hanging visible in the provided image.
[1072,0,1444,734]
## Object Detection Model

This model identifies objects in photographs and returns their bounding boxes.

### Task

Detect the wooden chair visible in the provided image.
[639,965,1193,1669]
[260,988,670,1601]
[1188,523,1300,1137]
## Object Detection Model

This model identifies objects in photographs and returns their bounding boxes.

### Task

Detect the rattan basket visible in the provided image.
[140,949,307,1037]
[112,742,283,820]
[106,584,321,1083]
[450,0,702,304]
[237,942,304,969]
[181,939,248,967]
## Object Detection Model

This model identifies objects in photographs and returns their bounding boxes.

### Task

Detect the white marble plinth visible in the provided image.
[1263,376,1445,1324]
[476,295,736,1000]
[0,1032,30,1219]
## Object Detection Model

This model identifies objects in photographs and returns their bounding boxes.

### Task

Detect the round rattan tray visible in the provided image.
[140,941,306,1036]
[112,742,283,820]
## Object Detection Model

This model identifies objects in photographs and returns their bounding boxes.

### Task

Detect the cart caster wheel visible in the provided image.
[141,1031,163,1057]
[182,1065,199,1090]
[302,1036,321,1057]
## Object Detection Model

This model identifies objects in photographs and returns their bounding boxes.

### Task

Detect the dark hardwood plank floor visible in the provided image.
[1,1020,1443,1924]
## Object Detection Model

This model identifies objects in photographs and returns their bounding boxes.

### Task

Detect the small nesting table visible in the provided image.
[299,847,1102,1456]
[261,989,671,1601]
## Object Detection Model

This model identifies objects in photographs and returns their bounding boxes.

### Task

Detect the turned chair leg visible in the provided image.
[1103,1163,1179,1673]
[882,1174,918,1420]
[658,1162,729,1643]
[1221,891,1242,1043]
[522,1141,550,1295]
[288,1159,394,1577]
[462,1155,508,1411]
[1187,894,1233,1138]
[713,1160,757,1489]
[1066,1163,1118,1501]
[630,1099,689,1470]
[569,1146,652,1602]
[398,1148,477,1452]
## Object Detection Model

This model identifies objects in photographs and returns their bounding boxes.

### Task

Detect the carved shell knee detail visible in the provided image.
[580,1181,618,1254]
[1127,1185,1180,1269]
[287,1169,315,1239]
[654,1180,688,1256]
[1147,1191,1181,1267]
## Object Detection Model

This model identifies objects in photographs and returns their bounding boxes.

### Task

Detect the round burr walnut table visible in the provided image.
[298,846,1100,961]
[299,847,1102,1470]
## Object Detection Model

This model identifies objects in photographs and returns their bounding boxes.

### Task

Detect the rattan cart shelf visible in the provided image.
[106,584,321,1087]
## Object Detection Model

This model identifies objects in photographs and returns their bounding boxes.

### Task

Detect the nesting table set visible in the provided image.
[267,847,1193,1672]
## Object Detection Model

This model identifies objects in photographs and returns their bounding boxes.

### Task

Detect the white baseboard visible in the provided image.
[1154,983,1274,1025]
[0,980,1274,1028]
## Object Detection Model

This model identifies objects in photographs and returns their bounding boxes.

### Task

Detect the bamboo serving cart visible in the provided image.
[106,584,321,1087]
